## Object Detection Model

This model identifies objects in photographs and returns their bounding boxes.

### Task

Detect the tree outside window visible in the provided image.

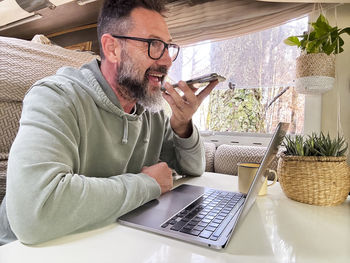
[168,16,308,134]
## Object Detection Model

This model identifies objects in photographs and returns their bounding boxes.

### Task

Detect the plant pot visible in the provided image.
[277,154,350,206]
[295,53,335,95]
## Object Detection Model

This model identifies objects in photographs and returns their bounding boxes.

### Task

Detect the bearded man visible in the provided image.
[0,0,217,245]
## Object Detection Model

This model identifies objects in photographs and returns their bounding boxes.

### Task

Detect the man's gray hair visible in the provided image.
[97,0,167,59]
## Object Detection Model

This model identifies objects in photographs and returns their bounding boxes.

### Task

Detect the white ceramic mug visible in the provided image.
[237,162,277,196]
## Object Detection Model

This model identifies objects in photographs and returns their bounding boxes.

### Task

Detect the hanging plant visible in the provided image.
[284,14,350,95]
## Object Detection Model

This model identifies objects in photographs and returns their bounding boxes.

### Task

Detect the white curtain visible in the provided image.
[166,0,317,45]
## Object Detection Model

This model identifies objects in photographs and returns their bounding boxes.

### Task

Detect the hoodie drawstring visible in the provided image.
[143,116,150,143]
[122,115,128,144]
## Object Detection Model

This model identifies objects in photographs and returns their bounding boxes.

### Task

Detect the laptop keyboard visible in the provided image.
[161,189,245,241]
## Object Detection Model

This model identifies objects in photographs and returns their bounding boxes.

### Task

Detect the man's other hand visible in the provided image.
[141,162,173,194]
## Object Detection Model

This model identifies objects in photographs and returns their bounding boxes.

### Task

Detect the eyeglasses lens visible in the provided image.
[149,40,178,61]
[168,46,179,61]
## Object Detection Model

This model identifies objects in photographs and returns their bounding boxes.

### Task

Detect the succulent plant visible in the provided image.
[283,132,348,157]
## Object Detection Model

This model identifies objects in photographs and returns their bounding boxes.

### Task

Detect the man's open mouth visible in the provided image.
[147,72,165,87]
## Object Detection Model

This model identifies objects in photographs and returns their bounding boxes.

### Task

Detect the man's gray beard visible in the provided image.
[138,89,165,113]
[117,50,165,112]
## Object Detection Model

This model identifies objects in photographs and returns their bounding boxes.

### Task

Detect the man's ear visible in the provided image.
[101,34,121,63]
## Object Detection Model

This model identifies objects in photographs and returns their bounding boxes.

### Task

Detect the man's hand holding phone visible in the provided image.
[161,73,224,138]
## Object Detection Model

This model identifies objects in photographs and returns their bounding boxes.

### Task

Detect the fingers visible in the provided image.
[196,80,218,103]
[156,161,170,171]
[162,79,218,106]
[161,79,217,138]
[162,83,192,130]
[162,82,193,109]
[177,81,197,104]
[188,83,197,91]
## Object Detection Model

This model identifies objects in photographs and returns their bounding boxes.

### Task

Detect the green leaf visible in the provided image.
[339,27,350,35]
[308,31,316,41]
[317,14,327,23]
[334,37,345,54]
[323,42,334,55]
[306,40,320,53]
[299,39,307,50]
[284,36,300,46]
[313,21,332,38]
[338,142,348,156]
[315,14,330,27]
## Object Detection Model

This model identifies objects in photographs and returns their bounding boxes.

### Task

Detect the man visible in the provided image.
[0,0,217,245]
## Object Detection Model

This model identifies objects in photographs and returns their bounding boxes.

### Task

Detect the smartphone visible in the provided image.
[161,73,226,91]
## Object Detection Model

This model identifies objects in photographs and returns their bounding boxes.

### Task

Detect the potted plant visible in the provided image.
[284,14,350,94]
[277,132,350,206]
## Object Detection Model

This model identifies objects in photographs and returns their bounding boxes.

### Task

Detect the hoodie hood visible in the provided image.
[52,59,147,144]
[55,59,146,120]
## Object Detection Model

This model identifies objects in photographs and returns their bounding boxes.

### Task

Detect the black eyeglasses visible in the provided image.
[111,35,180,62]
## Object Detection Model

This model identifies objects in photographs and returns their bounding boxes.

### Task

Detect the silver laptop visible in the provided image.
[118,122,289,249]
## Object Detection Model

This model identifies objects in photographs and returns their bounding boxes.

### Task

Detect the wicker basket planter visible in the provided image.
[295,53,335,95]
[277,154,350,206]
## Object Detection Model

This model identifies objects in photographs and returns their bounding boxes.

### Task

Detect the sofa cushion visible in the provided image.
[0,101,22,156]
[214,144,266,175]
[204,142,216,172]
[214,144,279,179]
[0,36,97,102]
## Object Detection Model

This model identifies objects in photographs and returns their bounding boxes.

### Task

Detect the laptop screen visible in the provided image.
[240,122,289,218]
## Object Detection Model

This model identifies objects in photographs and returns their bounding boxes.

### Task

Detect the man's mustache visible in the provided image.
[145,66,168,76]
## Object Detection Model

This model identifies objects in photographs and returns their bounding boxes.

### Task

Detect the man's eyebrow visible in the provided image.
[149,34,172,43]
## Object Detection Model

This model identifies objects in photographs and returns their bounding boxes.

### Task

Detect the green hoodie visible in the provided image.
[3,59,205,245]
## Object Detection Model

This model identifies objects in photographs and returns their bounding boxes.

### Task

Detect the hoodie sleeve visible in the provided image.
[6,83,161,245]
[160,118,205,176]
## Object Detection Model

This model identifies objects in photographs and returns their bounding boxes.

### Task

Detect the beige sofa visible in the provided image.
[0,36,97,203]
[204,142,278,178]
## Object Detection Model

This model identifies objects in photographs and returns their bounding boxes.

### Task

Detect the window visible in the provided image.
[168,16,308,135]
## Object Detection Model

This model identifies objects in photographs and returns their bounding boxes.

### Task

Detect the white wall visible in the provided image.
[320,4,350,163]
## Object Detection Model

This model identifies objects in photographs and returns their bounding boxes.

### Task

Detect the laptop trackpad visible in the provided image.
[119,184,205,228]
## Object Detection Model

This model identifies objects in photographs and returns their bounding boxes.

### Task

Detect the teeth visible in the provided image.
[150,73,163,77]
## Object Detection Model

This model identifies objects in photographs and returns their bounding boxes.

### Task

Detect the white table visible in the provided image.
[1,172,349,263]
